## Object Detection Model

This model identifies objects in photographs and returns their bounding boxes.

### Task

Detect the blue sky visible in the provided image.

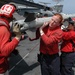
[33,0,75,14]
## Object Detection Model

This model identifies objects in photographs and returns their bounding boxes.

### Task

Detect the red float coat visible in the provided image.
[0,18,19,73]
[30,26,63,55]
[61,30,75,52]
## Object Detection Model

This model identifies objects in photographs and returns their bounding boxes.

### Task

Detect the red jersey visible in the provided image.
[61,31,75,52]
[33,26,63,55]
[0,18,19,73]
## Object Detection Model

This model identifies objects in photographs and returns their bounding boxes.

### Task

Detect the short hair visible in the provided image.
[54,13,63,23]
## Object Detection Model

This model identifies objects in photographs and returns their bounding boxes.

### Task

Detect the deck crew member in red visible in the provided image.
[29,13,63,75]
[60,17,75,75]
[0,4,22,75]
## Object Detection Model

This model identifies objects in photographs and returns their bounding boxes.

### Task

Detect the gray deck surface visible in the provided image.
[9,34,41,75]
[9,34,75,75]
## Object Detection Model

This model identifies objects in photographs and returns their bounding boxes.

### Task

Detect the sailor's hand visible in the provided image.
[13,23,22,41]
[39,22,49,36]
[40,22,49,30]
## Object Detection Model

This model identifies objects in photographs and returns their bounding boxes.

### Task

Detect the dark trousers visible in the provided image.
[60,52,75,75]
[38,53,61,75]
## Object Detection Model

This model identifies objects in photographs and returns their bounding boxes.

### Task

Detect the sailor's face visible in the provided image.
[49,16,60,29]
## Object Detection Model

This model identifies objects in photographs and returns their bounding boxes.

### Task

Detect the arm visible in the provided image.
[0,26,19,57]
[41,30,63,46]
[63,31,75,40]
[30,22,49,41]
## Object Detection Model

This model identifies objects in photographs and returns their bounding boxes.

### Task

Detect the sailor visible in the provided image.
[60,17,75,75]
[29,13,63,75]
[0,4,22,75]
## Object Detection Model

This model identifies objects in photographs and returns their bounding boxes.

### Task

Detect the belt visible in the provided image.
[40,53,59,58]
[61,51,75,54]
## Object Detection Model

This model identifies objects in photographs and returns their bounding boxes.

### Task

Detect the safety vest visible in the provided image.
[0,19,9,30]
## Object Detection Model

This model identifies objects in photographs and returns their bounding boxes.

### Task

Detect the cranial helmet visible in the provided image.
[0,4,16,18]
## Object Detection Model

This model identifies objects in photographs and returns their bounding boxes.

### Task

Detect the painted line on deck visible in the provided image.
[9,43,39,72]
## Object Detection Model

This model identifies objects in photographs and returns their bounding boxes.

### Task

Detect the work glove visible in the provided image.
[13,23,22,40]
